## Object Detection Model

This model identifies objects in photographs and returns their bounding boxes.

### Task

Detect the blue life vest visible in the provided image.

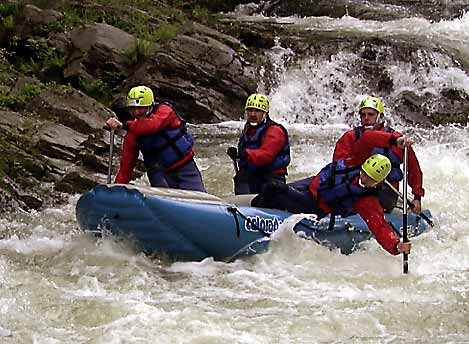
[237,118,290,175]
[354,127,403,182]
[137,101,193,169]
[317,160,376,217]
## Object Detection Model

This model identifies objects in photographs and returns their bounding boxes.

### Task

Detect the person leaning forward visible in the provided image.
[252,130,414,256]
[226,93,290,195]
[105,85,206,192]
[333,96,424,213]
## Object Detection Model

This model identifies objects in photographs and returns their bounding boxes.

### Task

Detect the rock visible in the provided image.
[64,23,136,86]
[35,123,88,161]
[123,22,257,123]
[55,170,98,194]
[14,4,64,38]
[261,0,469,22]
[69,23,136,52]
[2,176,43,210]
[0,188,23,214]
[0,109,25,129]
[26,86,113,134]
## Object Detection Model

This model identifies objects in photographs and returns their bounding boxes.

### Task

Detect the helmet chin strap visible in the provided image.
[363,113,385,130]
[144,104,155,117]
[131,104,155,119]
[247,113,267,127]
[358,172,366,188]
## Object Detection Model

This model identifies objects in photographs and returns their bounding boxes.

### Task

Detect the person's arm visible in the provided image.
[392,145,424,213]
[353,196,402,255]
[124,104,179,135]
[387,139,424,212]
[333,131,355,161]
[347,130,413,166]
[347,130,397,165]
[245,126,287,166]
[407,147,424,196]
[114,131,139,184]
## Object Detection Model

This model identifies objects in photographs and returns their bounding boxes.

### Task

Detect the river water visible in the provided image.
[1,11,468,344]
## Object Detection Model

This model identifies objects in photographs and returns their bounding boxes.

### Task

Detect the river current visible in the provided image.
[0,11,468,344]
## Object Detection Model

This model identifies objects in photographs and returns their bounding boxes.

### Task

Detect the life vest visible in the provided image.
[137,101,193,169]
[354,127,403,182]
[237,117,290,175]
[317,160,377,217]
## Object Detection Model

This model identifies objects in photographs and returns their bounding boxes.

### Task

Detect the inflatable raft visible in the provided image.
[75,184,433,261]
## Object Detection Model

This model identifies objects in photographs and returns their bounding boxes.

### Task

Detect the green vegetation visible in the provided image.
[0,3,21,18]
[147,22,181,43]
[0,0,234,107]
[0,81,49,109]
[123,39,155,66]
[78,78,112,104]
[14,38,65,78]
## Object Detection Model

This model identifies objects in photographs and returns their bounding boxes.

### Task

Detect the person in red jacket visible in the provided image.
[105,85,206,192]
[226,93,290,194]
[252,130,413,256]
[333,96,424,213]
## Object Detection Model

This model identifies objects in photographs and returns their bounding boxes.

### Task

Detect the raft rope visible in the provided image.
[226,206,271,238]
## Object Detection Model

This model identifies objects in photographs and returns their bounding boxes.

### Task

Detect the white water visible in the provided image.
[1,12,469,344]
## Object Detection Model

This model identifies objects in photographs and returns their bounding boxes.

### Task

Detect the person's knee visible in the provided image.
[251,182,288,208]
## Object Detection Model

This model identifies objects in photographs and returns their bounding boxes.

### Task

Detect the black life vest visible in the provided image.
[317,160,377,217]
[237,117,290,175]
[137,101,193,169]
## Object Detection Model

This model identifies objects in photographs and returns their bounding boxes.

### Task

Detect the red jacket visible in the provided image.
[244,125,288,174]
[310,131,404,255]
[333,126,424,198]
[115,104,194,184]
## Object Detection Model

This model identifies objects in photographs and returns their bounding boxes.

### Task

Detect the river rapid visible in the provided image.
[1,11,468,344]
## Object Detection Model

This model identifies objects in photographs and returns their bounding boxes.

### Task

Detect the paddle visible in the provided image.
[107,129,115,184]
[383,180,434,227]
[402,146,409,274]
[226,147,239,174]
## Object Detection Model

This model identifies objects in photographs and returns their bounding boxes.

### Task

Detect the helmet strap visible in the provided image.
[247,112,267,126]
[358,172,366,188]
[145,103,155,117]
[360,113,385,130]
[371,113,386,130]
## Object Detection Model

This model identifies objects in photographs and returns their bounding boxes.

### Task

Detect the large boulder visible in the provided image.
[26,86,113,134]
[120,22,257,123]
[64,23,136,87]
[12,4,64,38]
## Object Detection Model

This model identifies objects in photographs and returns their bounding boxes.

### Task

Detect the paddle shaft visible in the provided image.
[402,146,409,274]
[107,129,115,184]
[230,155,239,174]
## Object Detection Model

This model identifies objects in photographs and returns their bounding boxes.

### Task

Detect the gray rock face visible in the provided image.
[26,87,113,134]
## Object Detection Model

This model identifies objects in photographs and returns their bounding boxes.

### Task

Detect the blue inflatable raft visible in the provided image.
[75,184,433,261]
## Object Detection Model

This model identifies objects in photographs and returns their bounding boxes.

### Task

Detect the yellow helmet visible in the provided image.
[359,96,384,115]
[245,93,269,113]
[361,154,391,182]
[127,86,154,107]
